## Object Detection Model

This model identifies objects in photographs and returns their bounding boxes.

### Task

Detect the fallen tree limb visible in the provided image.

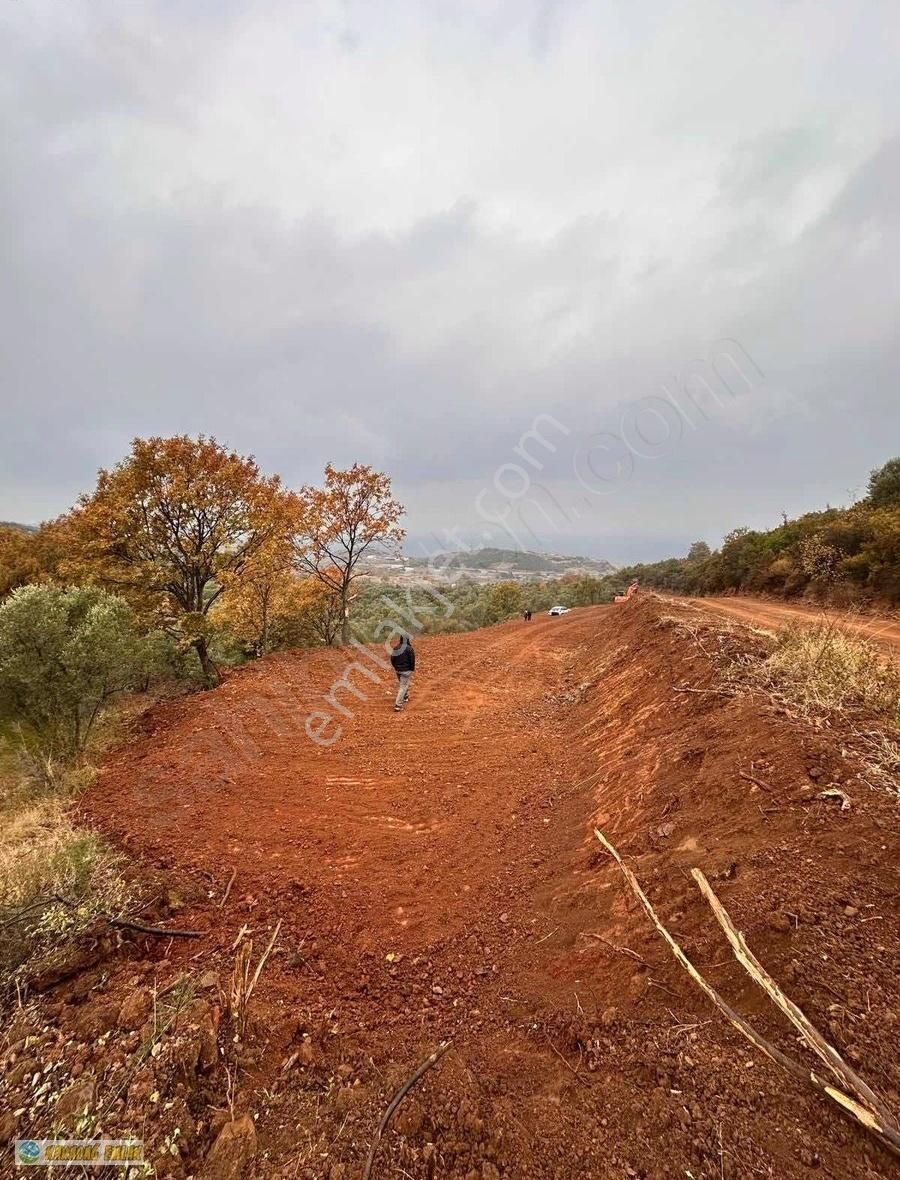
[107,917,204,939]
[691,868,896,1128]
[0,897,59,931]
[2,897,205,942]
[593,830,900,1158]
[546,1036,590,1087]
[362,1040,452,1180]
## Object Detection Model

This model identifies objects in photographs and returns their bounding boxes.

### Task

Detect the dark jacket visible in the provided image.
[390,640,416,674]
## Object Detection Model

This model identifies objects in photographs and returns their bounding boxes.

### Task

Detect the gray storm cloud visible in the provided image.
[1,0,898,563]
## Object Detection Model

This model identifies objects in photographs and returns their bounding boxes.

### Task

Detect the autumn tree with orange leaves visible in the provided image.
[292,576,344,646]
[65,436,291,683]
[213,493,299,656]
[218,573,345,653]
[294,463,405,644]
[0,521,66,598]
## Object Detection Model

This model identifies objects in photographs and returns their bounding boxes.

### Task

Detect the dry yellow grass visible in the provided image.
[659,606,900,791]
[723,621,900,790]
[0,726,132,975]
[745,622,900,723]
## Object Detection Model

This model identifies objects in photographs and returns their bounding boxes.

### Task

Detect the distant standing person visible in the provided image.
[390,634,416,712]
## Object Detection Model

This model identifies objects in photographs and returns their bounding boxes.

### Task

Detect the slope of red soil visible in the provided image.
[5,600,899,1179]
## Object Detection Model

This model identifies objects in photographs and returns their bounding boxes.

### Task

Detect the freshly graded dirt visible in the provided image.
[5,598,899,1179]
[686,595,900,655]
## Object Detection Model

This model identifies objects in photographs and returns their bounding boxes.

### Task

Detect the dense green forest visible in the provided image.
[609,458,900,606]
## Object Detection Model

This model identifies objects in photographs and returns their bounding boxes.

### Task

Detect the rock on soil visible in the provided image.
[55,1078,96,1128]
[117,988,152,1030]
[198,1114,257,1180]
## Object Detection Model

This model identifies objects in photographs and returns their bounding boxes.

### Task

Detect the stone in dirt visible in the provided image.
[55,1077,97,1127]
[118,989,153,1030]
[186,999,219,1073]
[199,1113,257,1180]
[72,997,120,1040]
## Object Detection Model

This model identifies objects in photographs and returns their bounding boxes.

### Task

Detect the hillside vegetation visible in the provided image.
[610,458,900,606]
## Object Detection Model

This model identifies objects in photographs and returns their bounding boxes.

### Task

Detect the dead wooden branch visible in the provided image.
[1,897,204,942]
[231,923,251,950]
[229,940,253,1033]
[0,893,77,931]
[692,868,896,1129]
[546,1037,590,1087]
[593,830,900,1158]
[247,919,282,1005]
[107,917,204,939]
[219,867,237,909]
[362,1041,452,1180]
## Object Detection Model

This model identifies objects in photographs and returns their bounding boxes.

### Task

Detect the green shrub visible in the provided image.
[0,584,164,759]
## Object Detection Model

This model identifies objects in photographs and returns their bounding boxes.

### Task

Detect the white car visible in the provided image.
[548,605,570,616]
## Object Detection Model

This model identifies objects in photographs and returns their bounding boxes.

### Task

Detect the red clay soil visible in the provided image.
[686,595,900,656]
[3,598,899,1179]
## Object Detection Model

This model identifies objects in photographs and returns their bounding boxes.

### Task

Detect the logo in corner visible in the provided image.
[17,1140,42,1165]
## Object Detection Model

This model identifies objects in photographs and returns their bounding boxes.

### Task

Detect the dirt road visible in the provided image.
[91,611,596,959]
[686,594,900,655]
[58,600,900,1178]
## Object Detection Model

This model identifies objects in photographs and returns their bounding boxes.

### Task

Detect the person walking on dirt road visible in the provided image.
[390,634,415,711]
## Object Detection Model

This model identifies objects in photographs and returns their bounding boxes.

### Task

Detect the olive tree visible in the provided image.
[0,584,161,759]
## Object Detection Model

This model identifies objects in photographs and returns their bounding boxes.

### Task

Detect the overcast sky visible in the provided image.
[2,1,898,563]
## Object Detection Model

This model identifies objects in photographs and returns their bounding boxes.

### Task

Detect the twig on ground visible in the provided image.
[674,686,737,698]
[739,770,773,793]
[593,829,900,1158]
[246,919,282,1005]
[229,940,253,1032]
[546,1037,590,1086]
[107,917,204,939]
[0,892,78,931]
[585,932,650,967]
[647,976,682,1000]
[1,897,61,931]
[219,868,237,909]
[362,1041,452,1180]
[231,923,251,950]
